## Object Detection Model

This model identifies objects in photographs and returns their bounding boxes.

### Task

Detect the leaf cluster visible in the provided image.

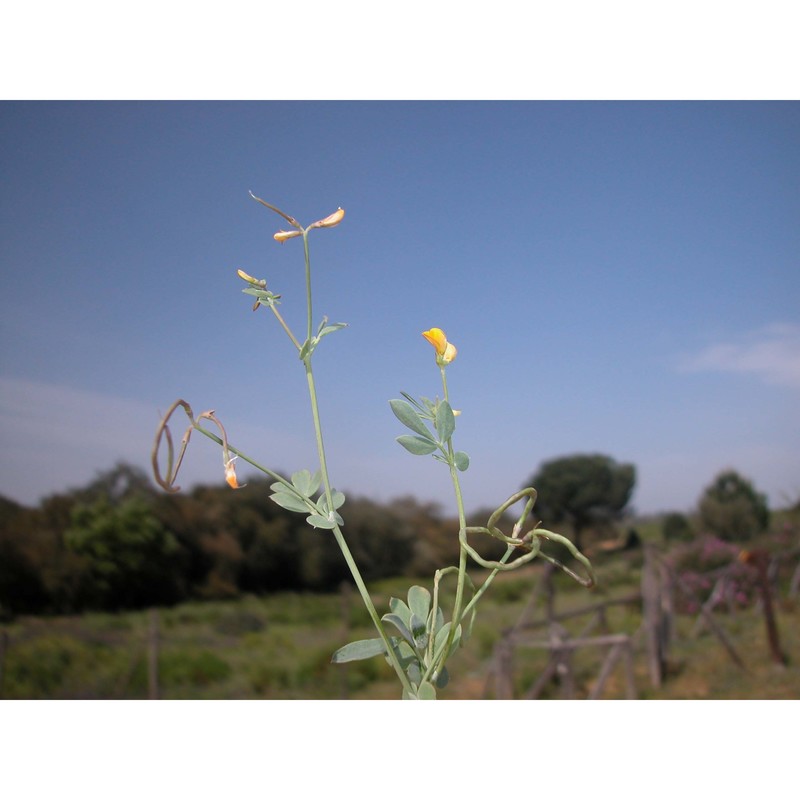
[269,469,345,530]
[390,395,469,472]
[331,584,463,700]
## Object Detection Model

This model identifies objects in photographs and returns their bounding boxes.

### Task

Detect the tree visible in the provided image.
[661,512,693,542]
[65,496,182,610]
[0,496,50,616]
[524,454,636,550]
[698,470,769,542]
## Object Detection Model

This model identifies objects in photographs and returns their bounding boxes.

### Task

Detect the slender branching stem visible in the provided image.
[301,238,413,695]
[302,231,313,343]
[269,304,302,351]
[439,365,469,670]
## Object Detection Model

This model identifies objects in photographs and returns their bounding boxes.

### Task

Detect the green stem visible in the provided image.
[192,425,289,488]
[304,359,413,695]
[461,546,515,618]
[269,304,302,351]
[299,235,412,695]
[438,365,469,671]
[302,231,313,343]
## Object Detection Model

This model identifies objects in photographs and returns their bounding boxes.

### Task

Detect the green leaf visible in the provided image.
[435,400,455,443]
[395,639,416,663]
[409,614,428,649]
[331,639,386,664]
[399,392,429,416]
[434,621,451,653]
[406,661,421,686]
[331,638,386,663]
[381,613,415,647]
[416,680,437,700]
[428,606,444,636]
[318,322,348,338]
[298,338,314,361]
[242,287,280,304]
[390,399,434,439]
[396,435,438,456]
[306,514,335,530]
[420,396,438,416]
[453,451,470,472]
[434,622,462,658]
[408,585,431,624]
[291,469,315,496]
[435,666,450,689]
[319,490,346,512]
[389,597,411,628]
[270,491,311,513]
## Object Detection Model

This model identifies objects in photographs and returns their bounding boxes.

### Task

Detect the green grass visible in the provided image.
[2,547,798,700]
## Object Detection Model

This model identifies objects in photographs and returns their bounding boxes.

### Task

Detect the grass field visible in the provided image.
[2,539,798,700]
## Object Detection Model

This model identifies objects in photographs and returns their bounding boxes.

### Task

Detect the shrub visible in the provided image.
[697,470,769,542]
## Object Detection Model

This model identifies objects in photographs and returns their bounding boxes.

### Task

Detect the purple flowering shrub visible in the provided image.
[667,534,758,615]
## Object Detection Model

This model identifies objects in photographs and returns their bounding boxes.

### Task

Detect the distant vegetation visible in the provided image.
[2,460,797,700]
[0,458,786,619]
[0,462,508,617]
[524,454,636,551]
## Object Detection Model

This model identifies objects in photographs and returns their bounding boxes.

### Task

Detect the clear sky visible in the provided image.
[1,101,799,515]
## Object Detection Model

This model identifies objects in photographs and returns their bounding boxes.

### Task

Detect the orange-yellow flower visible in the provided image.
[224,457,245,489]
[310,207,345,229]
[422,327,457,365]
[274,229,302,243]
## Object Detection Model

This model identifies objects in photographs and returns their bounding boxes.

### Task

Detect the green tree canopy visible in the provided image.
[524,454,636,550]
[697,470,769,542]
[65,496,182,610]
[661,512,693,542]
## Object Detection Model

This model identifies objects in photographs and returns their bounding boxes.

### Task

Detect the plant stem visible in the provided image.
[300,232,413,695]
[269,304,301,351]
[461,547,515,618]
[439,365,469,670]
[302,232,313,343]
[192,425,288,487]
[304,359,414,695]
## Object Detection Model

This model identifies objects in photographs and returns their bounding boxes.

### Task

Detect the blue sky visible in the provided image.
[1,101,799,515]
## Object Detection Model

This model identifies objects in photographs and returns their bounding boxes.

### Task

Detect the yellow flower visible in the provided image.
[422,327,457,364]
[310,207,345,229]
[274,229,302,243]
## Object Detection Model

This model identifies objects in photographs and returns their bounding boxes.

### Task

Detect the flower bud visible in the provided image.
[274,229,302,243]
[310,207,345,229]
[237,269,266,287]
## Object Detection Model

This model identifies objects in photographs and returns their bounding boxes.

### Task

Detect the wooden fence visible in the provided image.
[484,540,797,699]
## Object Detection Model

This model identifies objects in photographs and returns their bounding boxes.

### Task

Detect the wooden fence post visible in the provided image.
[662,558,748,671]
[642,544,666,687]
[0,630,8,699]
[740,550,787,666]
[493,639,515,700]
[790,559,800,598]
[147,608,160,700]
